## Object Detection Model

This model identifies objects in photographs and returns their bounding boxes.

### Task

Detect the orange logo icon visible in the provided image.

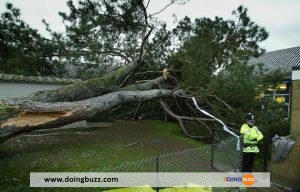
[242,173,255,186]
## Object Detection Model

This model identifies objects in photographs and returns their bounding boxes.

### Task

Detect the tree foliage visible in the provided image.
[171,6,268,87]
[161,5,290,128]
[57,0,147,64]
[0,1,172,77]
[50,0,178,74]
[0,3,64,76]
[205,61,288,126]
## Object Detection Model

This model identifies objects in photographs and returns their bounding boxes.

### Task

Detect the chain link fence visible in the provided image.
[2,126,243,192]
[95,131,242,173]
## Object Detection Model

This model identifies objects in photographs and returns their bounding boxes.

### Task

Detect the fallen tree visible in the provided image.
[0,1,269,146]
[0,89,179,145]
[0,0,212,144]
[1,60,215,145]
[0,58,217,145]
[0,27,208,145]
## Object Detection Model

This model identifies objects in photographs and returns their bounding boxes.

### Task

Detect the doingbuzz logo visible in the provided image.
[224,173,256,186]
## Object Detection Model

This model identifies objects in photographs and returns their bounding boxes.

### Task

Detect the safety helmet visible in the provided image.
[245,113,255,122]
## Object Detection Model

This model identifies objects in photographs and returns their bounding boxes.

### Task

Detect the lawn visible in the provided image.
[0,120,205,191]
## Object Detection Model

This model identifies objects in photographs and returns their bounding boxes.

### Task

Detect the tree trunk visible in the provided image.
[0,89,178,145]
[25,60,143,102]
[0,55,170,145]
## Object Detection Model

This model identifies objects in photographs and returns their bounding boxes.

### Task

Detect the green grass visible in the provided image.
[147,120,204,147]
[0,120,205,191]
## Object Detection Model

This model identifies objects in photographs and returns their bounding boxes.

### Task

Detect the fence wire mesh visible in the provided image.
[1,124,243,192]
[95,129,242,173]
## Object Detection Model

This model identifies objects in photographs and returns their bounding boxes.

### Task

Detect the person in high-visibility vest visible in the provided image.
[240,113,263,172]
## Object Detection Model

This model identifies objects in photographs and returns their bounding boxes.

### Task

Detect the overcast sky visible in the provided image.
[1,0,300,52]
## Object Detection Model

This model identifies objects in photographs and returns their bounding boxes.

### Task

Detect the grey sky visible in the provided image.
[1,0,300,51]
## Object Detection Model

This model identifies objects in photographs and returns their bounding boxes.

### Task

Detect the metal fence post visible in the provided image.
[210,128,215,170]
[263,136,268,171]
[156,155,160,192]
[156,155,160,172]
[238,136,244,172]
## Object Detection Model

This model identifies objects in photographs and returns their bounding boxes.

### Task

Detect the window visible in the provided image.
[276,83,287,94]
[259,81,291,119]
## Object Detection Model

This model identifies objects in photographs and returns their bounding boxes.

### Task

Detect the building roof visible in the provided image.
[0,73,82,84]
[59,62,109,80]
[248,46,300,75]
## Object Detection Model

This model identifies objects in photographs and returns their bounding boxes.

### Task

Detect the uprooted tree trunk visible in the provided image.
[0,52,180,143]
[0,89,179,145]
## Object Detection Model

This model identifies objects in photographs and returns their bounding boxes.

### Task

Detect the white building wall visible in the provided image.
[0,82,64,100]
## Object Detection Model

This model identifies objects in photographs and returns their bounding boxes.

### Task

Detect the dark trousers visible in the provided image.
[242,152,256,172]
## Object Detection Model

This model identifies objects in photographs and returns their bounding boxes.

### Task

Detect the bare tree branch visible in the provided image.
[159,99,212,139]
[149,1,175,17]
[145,0,151,9]
[208,94,236,113]
[119,27,154,87]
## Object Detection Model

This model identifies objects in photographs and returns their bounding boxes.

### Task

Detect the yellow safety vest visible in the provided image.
[240,123,263,153]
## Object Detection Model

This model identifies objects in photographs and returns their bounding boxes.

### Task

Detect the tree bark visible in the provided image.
[0,89,178,145]
[0,63,170,145]
[25,60,144,102]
